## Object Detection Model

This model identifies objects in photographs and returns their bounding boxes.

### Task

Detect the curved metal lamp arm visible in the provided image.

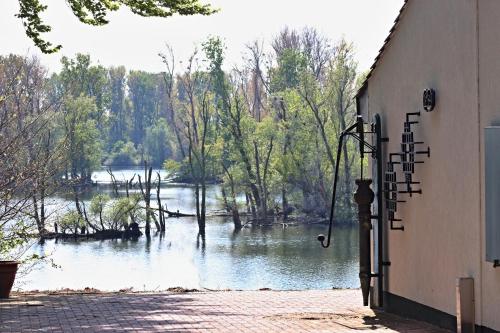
[317,119,361,248]
[317,132,344,248]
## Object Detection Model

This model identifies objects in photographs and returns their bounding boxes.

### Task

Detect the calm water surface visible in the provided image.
[21,168,360,291]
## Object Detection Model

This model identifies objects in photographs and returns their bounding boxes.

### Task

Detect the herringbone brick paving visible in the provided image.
[0,289,450,332]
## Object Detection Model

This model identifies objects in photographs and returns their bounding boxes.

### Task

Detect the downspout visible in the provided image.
[475,0,483,327]
[374,113,385,309]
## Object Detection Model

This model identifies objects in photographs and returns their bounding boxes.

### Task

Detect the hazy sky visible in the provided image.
[0,0,404,73]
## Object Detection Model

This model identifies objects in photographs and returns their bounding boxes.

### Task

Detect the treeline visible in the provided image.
[0,26,363,243]
[159,27,364,234]
[54,54,174,173]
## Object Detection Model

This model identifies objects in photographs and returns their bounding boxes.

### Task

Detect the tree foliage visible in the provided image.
[0,26,364,258]
[0,54,64,259]
[15,0,218,53]
[153,30,362,223]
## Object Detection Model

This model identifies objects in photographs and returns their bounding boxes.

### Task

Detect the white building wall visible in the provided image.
[358,0,500,330]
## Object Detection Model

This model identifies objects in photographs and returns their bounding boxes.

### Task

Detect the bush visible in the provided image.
[87,194,142,231]
[58,210,85,234]
[103,195,142,230]
[105,141,140,166]
[0,220,34,261]
[144,119,172,166]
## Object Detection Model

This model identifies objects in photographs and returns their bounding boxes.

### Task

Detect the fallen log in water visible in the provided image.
[41,229,142,241]
[206,210,252,218]
[164,209,196,217]
[242,216,329,227]
[143,206,196,217]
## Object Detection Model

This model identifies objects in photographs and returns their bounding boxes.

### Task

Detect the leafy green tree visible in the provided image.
[144,118,172,166]
[90,194,111,231]
[0,54,66,260]
[108,66,128,147]
[107,140,140,166]
[265,28,360,220]
[203,37,266,220]
[128,71,161,147]
[58,210,85,235]
[163,159,181,179]
[270,48,307,92]
[62,96,103,181]
[280,89,332,216]
[105,195,142,230]
[58,54,111,129]
[326,39,359,219]
[175,46,217,237]
[16,0,217,53]
[87,194,142,232]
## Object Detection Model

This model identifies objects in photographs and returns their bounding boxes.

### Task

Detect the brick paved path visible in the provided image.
[0,289,450,332]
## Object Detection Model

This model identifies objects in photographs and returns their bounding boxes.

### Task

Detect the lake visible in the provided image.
[20,168,360,291]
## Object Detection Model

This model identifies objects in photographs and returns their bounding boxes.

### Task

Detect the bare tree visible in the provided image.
[0,55,68,260]
[272,27,301,58]
[245,40,269,121]
[177,51,213,237]
[301,27,333,81]
[138,161,156,237]
[160,44,186,159]
[155,172,166,232]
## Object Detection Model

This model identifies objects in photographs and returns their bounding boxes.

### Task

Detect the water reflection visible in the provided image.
[23,216,359,291]
[22,168,359,291]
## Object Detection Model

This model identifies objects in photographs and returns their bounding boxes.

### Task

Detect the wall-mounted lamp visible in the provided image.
[423,88,436,112]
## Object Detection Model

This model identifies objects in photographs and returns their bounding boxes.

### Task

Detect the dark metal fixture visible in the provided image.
[384,112,430,231]
[317,114,387,307]
[384,153,405,231]
[317,117,363,249]
[494,260,500,268]
[323,93,433,307]
[400,112,430,197]
[423,88,436,112]
[354,179,375,306]
[373,114,386,307]
[317,115,378,249]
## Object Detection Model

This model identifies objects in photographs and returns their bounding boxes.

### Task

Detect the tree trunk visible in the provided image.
[339,107,353,221]
[221,186,231,213]
[156,173,165,232]
[253,141,266,218]
[200,182,206,237]
[281,101,290,219]
[138,163,154,238]
[223,165,242,229]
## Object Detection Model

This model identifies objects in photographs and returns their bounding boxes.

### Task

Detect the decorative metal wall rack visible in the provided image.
[316,89,435,308]
[384,111,430,231]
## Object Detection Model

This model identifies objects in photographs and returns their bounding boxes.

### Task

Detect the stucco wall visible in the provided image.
[359,0,498,329]
[478,0,500,330]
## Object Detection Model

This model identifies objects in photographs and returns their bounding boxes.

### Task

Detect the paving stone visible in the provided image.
[0,290,450,332]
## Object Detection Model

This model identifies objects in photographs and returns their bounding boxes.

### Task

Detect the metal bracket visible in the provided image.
[389,219,404,230]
